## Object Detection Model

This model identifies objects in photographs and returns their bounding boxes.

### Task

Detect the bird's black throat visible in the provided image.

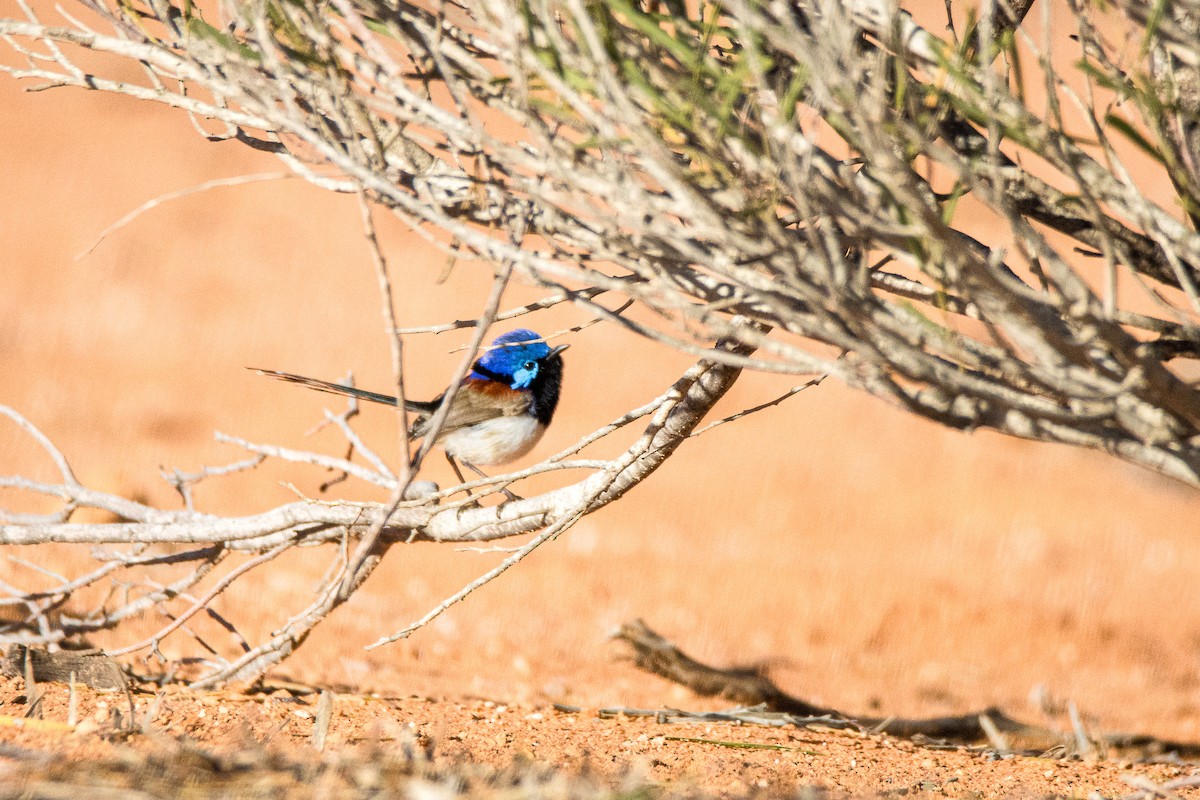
[528,353,564,426]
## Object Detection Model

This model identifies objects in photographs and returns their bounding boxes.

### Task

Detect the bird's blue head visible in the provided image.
[473,329,566,390]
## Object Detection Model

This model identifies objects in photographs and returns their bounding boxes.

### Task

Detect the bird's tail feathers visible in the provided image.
[253,368,413,409]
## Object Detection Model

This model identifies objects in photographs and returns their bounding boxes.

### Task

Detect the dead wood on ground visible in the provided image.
[613,620,1200,761]
[0,647,127,691]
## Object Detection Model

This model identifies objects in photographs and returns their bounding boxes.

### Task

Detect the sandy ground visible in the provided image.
[0,676,1197,799]
[2,5,1200,796]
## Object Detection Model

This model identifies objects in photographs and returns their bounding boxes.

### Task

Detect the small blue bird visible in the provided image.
[256,329,568,486]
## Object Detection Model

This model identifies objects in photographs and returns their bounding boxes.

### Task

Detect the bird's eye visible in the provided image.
[522,360,536,371]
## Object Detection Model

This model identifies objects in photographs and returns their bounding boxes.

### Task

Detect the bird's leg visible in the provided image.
[441,454,486,509]
[461,460,522,502]
[445,452,470,487]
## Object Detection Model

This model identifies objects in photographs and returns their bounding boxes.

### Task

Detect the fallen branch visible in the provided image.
[613,620,1200,760]
[0,647,125,690]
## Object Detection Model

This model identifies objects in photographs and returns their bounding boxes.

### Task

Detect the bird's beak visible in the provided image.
[548,343,570,358]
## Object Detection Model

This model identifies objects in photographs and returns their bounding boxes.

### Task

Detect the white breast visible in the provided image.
[440,415,546,466]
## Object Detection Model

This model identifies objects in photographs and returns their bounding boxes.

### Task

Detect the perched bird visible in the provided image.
[256,328,568,487]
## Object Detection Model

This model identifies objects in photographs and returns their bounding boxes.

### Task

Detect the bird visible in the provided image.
[255,328,568,489]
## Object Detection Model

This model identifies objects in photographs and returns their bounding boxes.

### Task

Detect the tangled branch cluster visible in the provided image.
[2,0,1200,682]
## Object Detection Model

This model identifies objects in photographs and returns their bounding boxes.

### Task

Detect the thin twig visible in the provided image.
[689,375,827,438]
[104,539,295,657]
[76,173,296,259]
[334,193,413,599]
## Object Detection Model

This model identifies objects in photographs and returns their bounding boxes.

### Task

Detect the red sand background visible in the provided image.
[1,4,1198,748]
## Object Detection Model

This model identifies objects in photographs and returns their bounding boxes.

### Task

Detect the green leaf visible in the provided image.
[1141,0,1170,57]
[1076,58,1134,99]
[1105,113,1167,166]
[186,17,261,62]
[940,181,969,225]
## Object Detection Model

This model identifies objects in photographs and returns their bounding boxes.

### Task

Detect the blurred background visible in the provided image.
[1,3,1198,743]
